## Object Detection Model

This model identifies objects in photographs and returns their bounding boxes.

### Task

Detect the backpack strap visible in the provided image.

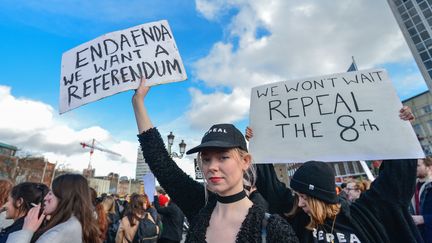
[261,213,270,242]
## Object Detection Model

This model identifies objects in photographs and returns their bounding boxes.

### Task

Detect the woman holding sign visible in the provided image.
[246,107,423,243]
[132,78,298,243]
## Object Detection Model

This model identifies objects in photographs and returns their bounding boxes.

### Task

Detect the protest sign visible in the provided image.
[249,69,424,163]
[59,20,187,113]
[143,172,155,203]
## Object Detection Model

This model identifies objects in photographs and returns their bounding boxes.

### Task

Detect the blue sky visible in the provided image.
[0,0,429,178]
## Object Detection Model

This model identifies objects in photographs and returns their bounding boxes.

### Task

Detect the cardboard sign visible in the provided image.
[59,20,187,113]
[249,69,424,163]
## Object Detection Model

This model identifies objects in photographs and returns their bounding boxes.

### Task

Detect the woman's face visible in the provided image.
[43,190,59,215]
[346,182,361,202]
[5,195,21,220]
[201,148,249,196]
[296,192,311,214]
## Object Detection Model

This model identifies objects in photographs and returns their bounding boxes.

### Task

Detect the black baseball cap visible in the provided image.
[186,124,248,155]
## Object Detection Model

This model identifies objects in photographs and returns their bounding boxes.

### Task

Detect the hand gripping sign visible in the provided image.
[249,69,424,163]
[59,20,187,114]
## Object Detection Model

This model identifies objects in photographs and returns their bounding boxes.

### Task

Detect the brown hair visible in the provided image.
[10,182,48,219]
[32,174,101,243]
[287,194,341,230]
[0,179,13,206]
[102,196,116,215]
[143,194,152,209]
[95,202,108,240]
[125,193,147,227]
[424,156,432,167]
[346,179,370,193]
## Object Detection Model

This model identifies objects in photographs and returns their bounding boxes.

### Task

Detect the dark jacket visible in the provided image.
[0,217,24,243]
[138,128,298,243]
[410,179,432,243]
[249,190,270,212]
[256,160,422,243]
[105,212,120,243]
[154,196,184,242]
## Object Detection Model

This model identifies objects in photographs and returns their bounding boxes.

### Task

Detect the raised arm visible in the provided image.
[361,159,417,205]
[133,78,205,221]
[132,78,153,133]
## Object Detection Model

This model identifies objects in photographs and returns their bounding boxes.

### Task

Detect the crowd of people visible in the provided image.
[0,76,429,243]
[0,176,186,243]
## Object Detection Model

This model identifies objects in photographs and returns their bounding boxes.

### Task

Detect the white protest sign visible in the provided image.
[249,69,424,163]
[143,172,155,203]
[59,20,187,114]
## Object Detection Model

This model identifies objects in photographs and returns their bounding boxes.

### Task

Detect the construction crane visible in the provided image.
[80,139,121,176]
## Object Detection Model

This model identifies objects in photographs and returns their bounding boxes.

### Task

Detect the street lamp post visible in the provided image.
[167,132,187,158]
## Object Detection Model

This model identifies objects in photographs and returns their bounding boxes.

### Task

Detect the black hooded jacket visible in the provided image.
[138,128,298,243]
[255,159,422,243]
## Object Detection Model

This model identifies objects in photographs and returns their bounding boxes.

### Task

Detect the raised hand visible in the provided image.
[245,126,253,141]
[399,105,415,123]
[132,77,154,133]
[133,77,151,101]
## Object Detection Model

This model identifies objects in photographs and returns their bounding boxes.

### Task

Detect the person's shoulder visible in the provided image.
[424,181,432,193]
[38,216,83,243]
[51,216,82,233]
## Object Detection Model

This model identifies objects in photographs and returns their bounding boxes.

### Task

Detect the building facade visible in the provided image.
[387,0,432,90]
[88,177,111,196]
[403,90,432,154]
[0,142,19,180]
[117,178,142,196]
[136,147,150,182]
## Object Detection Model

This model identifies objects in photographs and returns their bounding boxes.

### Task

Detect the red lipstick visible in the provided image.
[209,177,223,183]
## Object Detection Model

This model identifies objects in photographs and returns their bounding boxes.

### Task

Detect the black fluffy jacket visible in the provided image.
[138,128,298,243]
[256,159,423,243]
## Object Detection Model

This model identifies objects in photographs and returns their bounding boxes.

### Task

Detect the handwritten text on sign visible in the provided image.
[249,69,423,163]
[59,20,187,113]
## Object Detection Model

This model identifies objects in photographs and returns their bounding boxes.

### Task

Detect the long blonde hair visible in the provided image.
[287,194,341,230]
[196,147,255,203]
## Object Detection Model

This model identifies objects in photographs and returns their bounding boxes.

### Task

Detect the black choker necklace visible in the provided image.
[216,190,247,204]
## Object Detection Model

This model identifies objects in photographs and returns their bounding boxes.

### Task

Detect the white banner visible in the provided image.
[59,20,187,113]
[249,69,424,163]
[143,173,155,203]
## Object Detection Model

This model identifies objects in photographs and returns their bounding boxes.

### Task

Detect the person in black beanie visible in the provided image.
[246,106,424,243]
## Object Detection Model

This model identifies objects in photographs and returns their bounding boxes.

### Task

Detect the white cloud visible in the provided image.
[189,0,419,128]
[187,87,250,129]
[195,0,232,20]
[0,85,138,178]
